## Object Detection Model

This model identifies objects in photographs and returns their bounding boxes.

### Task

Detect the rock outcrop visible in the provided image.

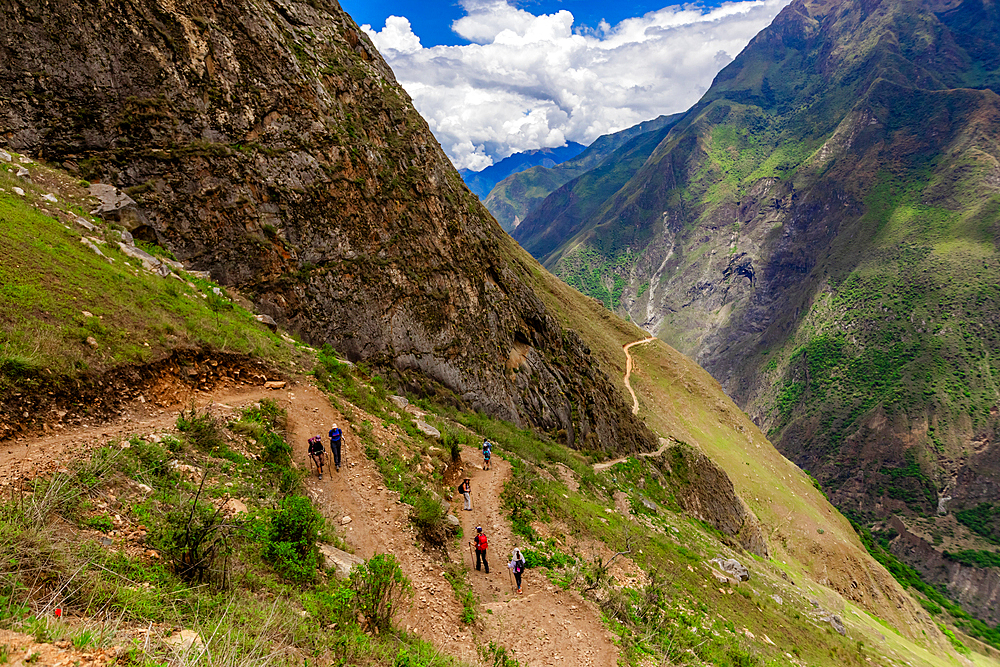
[653,444,769,558]
[0,0,654,455]
[889,516,1000,625]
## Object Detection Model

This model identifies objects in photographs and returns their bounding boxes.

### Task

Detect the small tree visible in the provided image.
[350,553,412,633]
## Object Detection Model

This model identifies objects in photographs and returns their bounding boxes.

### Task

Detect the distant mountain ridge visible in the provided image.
[483,114,682,232]
[459,142,586,200]
[512,0,1000,624]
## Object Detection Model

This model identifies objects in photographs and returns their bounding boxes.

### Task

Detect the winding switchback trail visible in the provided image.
[591,335,667,473]
[623,336,656,416]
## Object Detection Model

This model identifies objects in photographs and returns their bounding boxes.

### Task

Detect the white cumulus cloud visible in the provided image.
[363,0,791,170]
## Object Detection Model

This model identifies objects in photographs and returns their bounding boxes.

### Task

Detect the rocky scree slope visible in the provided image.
[512,0,1000,595]
[0,0,653,455]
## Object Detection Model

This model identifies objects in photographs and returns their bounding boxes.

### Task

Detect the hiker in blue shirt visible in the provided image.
[328,423,343,472]
[482,438,492,470]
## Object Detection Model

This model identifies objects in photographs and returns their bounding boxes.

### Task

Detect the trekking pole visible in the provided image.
[469,542,474,568]
[508,567,515,594]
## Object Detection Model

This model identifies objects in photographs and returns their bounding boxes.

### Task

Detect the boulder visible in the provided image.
[638,495,659,513]
[319,543,364,577]
[264,380,286,389]
[41,193,57,203]
[389,395,409,409]
[89,183,146,227]
[413,420,441,439]
[12,186,24,196]
[117,241,163,271]
[255,314,278,331]
[0,149,10,162]
[709,557,750,582]
[225,498,248,514]
[74,216,96,231]
[445,513,461,528]
[16,166,30,182]
[163,629,205,653]
[112,229,135,246]
[823,614,846,636]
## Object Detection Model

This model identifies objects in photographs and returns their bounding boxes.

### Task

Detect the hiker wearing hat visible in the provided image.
[472,526,489,573]
[308,435,326,480]
[509,547,526,593]
[459,477,472,511]
[328,423,343,472]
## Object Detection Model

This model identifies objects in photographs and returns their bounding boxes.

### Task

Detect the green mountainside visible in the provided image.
[483,114,681,232]
[512,0,1000,624]
[0,147,985,667]
[1,0,998,663]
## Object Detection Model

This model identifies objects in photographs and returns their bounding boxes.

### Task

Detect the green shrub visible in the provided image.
[410,492,450,544]
[302,579,357,629]
[83,513,113,533]
[944,549,1000,568]
[153,490,232,585]
[176,408,225,451]
[443,562,477,625]
[478,641,520,667]
[264,495,322,582]
[350,553,412,632]
[259,429,292,467]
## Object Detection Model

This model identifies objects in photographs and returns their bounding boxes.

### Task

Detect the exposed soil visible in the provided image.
[622,336,656,416]
[0,628,118,666]
[0,373,621,666]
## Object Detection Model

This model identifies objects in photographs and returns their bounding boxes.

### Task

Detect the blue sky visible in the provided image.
[340,0,723,47]
[349,0,791,170]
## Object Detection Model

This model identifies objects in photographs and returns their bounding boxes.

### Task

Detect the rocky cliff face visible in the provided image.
[511,0,1000,539]
[889,517,1000,625]
[0,0,654,454]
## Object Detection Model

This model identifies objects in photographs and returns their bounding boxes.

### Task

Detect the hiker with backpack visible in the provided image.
[308,435,326,480]
[482,438,492,470]
[509,548,526,593]
[459,477,472,510]
[472,526,489,574]
[328,423,343,472]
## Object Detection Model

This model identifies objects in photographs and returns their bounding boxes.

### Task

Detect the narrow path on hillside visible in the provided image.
[592,437,672,472]
[458,446,618,667]
[623,336,656,415]
[1,379,619,666]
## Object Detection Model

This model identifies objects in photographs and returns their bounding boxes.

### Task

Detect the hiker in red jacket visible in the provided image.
[472,526,489,574]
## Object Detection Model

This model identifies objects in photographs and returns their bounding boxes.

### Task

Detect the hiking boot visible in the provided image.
[336,465,340,472]
[318,474,323,480]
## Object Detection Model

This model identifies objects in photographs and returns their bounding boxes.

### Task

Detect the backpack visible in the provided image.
[475,534,487,551]
[514,559,524,575]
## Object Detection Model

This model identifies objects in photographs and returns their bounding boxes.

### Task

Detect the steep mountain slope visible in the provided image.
[512,0,1000,598]
[459,142,585,200]
[0,0,653,455]
[0,1,988,661]
[485,114,681,232]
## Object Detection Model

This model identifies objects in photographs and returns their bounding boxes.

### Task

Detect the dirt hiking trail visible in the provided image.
[1,377,619,666]
[591,335,668,473]
[622,336,656,416]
